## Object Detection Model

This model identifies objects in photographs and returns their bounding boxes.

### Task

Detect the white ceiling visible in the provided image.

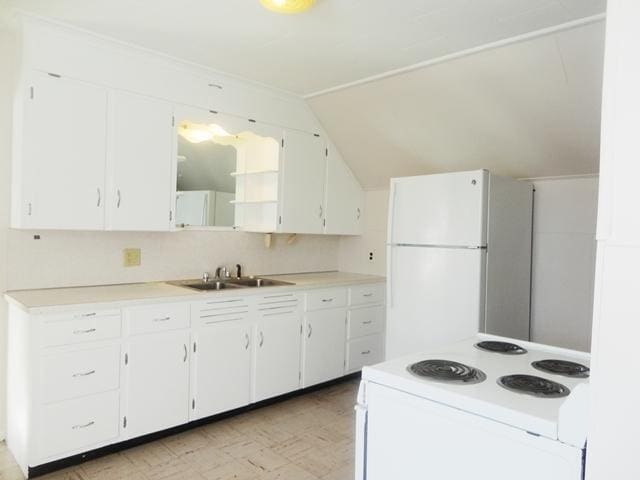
[309,21,605,189]
[1,0,606,95]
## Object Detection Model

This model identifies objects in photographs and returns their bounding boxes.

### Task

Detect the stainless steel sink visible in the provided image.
[226,277,294,288]
[167,276,294,292]
[168,280,243,291]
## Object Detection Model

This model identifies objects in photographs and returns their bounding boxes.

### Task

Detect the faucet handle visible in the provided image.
[235,264,242,279]
[202,272,210,283]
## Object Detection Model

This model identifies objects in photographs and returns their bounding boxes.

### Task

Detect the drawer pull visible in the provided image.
[72,421,95,430]
[363,293,373,297]
[153,317,171,322]
[244,333,250,350]
[73,328,97,335]
[307,324,313,338]
[362,320,373,325]
[80,312,97,318]
[321,298,334,303]
[72,370,96,378]
[259,331,264,347]
[183,344,188,363]
[361,350,371,355]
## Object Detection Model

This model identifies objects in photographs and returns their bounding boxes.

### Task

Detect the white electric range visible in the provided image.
[355,334,590,480]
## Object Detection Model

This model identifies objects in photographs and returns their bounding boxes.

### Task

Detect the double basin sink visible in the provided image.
[169,277,295,292]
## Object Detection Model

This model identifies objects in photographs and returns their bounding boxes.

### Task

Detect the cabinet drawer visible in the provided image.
[42,345,121,403]
[305,288,347,311]
[346,334,384,373]
[42,311,122,347]
[38,390,120,460]
[348,306,384,339]
[125,303,190,335]
[349,283,385,306]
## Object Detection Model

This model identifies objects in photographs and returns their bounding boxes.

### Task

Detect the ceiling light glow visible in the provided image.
[259,0,316,14]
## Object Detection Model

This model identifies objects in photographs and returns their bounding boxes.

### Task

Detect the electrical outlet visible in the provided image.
[369,251,374,261]
[123,248,141,267]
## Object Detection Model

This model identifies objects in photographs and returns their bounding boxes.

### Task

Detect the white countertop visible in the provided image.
[4,271,385,314]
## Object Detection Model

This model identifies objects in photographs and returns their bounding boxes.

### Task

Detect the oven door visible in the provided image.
[364,382,584,480]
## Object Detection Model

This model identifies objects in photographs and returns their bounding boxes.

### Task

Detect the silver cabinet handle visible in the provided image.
[244,333,250,350]
[357,207,361,219]
[319,205,323,218]
[72,421,95,430]
[116,189,122,208]
[363,293,373,297]
[72,370,96,378]
[183,344,188,362]
[97,188,101,207]
[362,320,373,325]
[361,350,371,355]
[307,324,313,338]
[153,317,171,323]
[80,312,97,318]
[321,298,333,303]
[259,331,264,347]
[73,328,96,335]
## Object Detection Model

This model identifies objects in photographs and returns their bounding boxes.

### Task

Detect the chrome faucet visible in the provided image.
[215,266,230,279]
[235,264,242,279]
[202,272,210,283]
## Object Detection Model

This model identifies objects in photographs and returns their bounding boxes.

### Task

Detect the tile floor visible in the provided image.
[0,379,359,480]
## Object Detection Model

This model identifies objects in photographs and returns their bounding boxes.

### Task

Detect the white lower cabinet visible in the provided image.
[302,309,347,388]
[38,390,120,460]
[123,330,190,438]
[7,282,385,477]
[192,321,252,419]
[253,310,302,402]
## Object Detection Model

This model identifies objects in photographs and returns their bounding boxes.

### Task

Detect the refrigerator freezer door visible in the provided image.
[386,245,485,359]
[388,170,488,247]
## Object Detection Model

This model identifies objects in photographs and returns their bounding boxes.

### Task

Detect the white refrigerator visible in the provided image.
[386,170,533,359]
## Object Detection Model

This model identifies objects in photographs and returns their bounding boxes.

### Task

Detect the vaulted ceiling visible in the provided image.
[2,0,606,95]
[1,0,607,188]
[309,21,606,188]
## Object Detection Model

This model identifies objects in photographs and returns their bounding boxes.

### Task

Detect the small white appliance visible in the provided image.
[355,334,590,480]
[386,169,534,359]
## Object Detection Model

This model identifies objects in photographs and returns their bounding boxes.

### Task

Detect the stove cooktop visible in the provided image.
[532,359,590,378]
[497,374,570,398]
[474,340,527,355]
[408,359,486,385]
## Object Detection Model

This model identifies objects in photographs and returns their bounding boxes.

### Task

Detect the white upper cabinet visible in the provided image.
[324,146,364,235]
[279,130,326,234]
[13,72,108,230]
[107,91,174,231]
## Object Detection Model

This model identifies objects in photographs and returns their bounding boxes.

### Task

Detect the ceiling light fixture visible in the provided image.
[259,0,316,14]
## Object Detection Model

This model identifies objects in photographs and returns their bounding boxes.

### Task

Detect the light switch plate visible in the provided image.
[123,248,141,267]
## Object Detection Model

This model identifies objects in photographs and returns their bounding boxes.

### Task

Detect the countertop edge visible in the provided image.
[4,272,386,315]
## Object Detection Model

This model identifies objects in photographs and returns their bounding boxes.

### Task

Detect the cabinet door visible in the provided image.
[279,130,326,234]
[192,322,252,420]
[124,330,190,438]
[302,309,347,387]
[107,91,174,231]
[324,147,364,235]
[16,72,107,229]
[253,311,301,402]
